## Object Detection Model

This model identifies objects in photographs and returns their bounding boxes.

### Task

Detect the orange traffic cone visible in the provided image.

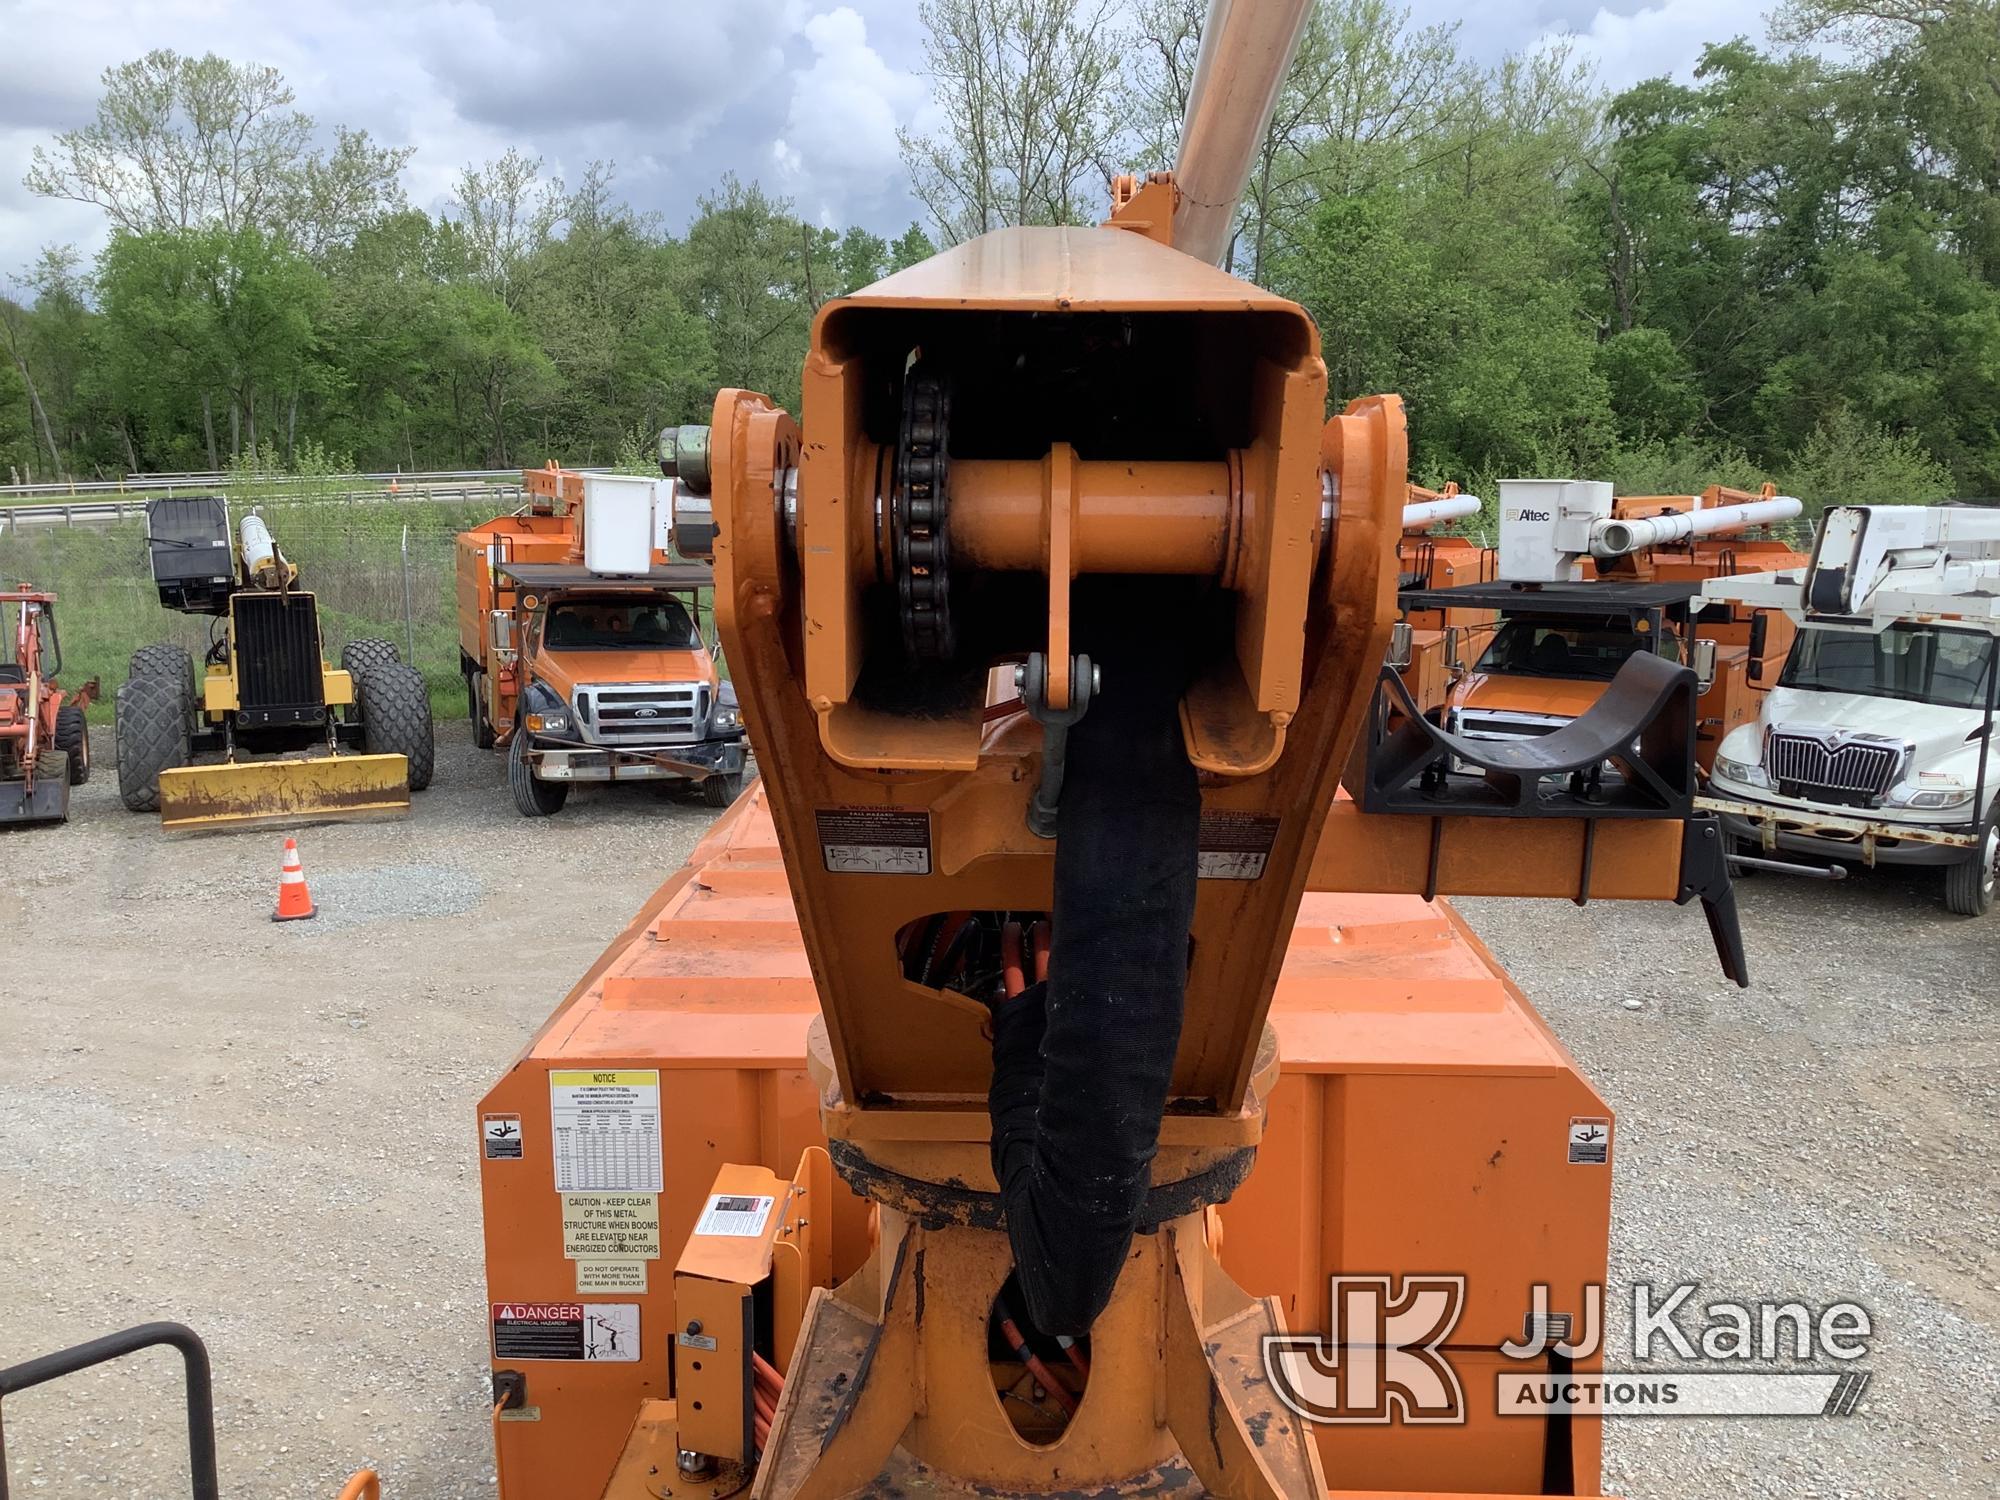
[273,836,317,922]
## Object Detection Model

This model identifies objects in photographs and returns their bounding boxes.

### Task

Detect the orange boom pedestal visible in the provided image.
[476,3,1745,1497]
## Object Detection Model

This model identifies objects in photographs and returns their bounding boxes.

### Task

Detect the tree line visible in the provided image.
[4,0,1997,506]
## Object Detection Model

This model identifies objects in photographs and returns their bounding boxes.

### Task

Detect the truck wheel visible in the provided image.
[1943,814,1998,917]
[128,642,196,711]
[466,667,496,750]
[341,637,400,686]
[53,703,90,785]
[702,771,744,808]
[358,663,436,791]
[114,673,191,812]
[509,727,568,816]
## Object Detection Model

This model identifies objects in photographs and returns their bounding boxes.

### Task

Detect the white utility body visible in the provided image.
[1700,504,2000,915]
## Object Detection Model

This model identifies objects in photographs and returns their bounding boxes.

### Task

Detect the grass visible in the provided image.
[0,495,503,722]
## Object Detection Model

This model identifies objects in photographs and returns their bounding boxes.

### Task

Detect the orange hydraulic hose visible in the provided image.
[336,1472,382,1500]
[923,911,975,984]
[998,1315,1078,1417]
[1030,921,1051,984]
[1001,921,1026,999]
[752,1351,785,1393]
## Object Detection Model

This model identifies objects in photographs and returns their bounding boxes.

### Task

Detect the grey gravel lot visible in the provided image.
[1459,869,1998,1500]
[0,727,1992,1499]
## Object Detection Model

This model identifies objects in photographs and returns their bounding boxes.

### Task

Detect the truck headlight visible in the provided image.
[1713,752,1773,790]
[1884,782,1975,810]
[523,682,570,736]
[710,685,743,735]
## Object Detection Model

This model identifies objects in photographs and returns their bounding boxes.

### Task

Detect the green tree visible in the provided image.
[95,225,326,468]
[25,50,407,254]
[682,178,816,410]
[901,0,1127,241]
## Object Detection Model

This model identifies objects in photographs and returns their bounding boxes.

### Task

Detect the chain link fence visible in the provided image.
[0,492,525,718]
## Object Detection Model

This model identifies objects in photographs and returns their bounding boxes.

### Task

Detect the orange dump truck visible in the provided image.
[456,466,747,815]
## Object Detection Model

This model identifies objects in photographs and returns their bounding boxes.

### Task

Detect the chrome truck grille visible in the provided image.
[577,683,708,746]
[1763,728,1904,804]
[1453,710,1567,740]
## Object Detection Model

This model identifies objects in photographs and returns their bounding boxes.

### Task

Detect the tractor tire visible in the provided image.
[702,770,744,808]
[341,637,400,686]
[128,642,197,710]
[1943,813,1998,918]
[114,672,191,812]
[509,727,568,817]
[358,662,435,792]
[53,703,90,785]
[466,667,496,750]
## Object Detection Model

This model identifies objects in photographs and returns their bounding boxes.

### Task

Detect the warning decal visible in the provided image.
[1568,1117,1612,1165]
[696,1193,776,1239]
[816,808,931,875]
[482,1114,523,1160]
[576,1260,648,1294]
[1197,811,1281,881]
[549,1071,662,1194]
[491,1302,640,1362]
[561,1193,661,1260]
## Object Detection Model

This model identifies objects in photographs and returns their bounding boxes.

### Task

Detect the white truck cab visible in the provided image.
[1701,504,2000,914]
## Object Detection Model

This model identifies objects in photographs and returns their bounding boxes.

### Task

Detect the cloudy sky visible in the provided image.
[0,0,1771,280]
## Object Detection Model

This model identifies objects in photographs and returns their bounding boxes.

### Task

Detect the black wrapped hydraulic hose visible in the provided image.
[987,643,1200,1336]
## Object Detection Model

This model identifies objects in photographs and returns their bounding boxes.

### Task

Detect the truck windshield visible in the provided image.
[543,597,699,650]
[1780,624,1995,709]
[1475,615,1655,681]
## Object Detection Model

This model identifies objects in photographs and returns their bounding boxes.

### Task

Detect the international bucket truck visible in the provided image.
[1701,504,2000,914]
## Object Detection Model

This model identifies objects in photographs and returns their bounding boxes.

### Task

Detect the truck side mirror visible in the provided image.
[1386,620,1414,671]
[1692,637,1718,694]
[1443,626,1463,673]
[1747,611,1770,683]
[488,610,516,657]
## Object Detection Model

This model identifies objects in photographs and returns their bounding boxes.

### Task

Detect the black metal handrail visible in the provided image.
[0,1322,219,1500]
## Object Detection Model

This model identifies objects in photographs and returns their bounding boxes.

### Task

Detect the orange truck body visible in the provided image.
[478,788,1615,1500]
[455,470,746,807]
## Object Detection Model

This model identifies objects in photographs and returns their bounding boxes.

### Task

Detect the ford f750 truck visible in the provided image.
[457,467,746,816]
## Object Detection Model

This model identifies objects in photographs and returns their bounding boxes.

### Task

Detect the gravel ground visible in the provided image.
[0,729,1991,1498]
[1459,867,1998,1500]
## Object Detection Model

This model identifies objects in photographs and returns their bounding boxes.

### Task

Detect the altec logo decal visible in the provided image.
[1514,508,1552,522]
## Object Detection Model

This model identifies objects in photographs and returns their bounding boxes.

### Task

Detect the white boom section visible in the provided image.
[1703,505,2000,633]
[1498,479,1802,583]
[1402,494,1483,531]
[1172,0,1314,266]
[1596,497,1802,555]
[238,511,277,578]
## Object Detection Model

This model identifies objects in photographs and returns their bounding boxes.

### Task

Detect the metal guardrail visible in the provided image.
[0,485,526,534]
[0,1322,220,1500]
[0,468,521,501]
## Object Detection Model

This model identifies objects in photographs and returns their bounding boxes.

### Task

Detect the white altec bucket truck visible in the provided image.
[1700,504,2000,915]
